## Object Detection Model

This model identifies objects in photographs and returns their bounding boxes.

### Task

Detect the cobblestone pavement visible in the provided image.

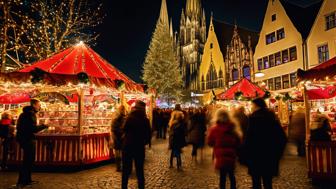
[0,139,326,189]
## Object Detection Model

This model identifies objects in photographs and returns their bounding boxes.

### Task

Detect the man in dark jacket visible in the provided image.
[16,99,47,187]
[121,101,151,189]
[245,98,287,189]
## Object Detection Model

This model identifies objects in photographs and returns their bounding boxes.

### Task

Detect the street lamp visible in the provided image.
[255,71,265,78]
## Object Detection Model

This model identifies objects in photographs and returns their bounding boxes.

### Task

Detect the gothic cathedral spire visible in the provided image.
[179,0,206,91]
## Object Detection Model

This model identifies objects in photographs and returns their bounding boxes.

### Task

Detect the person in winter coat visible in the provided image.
[121,101,151,189]
[310,113,331,141]
[111,105,126,172]
[168,111,186,169]
[245,98,287,189]
[187,109,207,161]
[207,109,241,189]
[0,112,14,170]
[16,99,48,187]
[288,107,306,156]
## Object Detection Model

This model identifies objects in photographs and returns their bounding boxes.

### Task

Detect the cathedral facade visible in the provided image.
[178,0,206,91]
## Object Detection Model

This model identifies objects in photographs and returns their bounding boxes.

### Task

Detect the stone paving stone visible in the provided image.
[0,139,325,189]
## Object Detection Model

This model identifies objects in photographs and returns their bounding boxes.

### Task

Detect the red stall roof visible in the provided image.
[297,57,336,81]
[19,42,142,91]
[217,78,265,100]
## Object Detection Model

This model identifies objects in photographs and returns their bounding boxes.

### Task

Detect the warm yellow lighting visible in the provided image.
[76,41,84,46]
[255,71,265,78]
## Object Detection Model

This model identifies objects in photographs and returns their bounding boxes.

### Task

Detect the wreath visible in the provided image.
[115,79,125,90]
[31,68,45,84]
[234,91,243,100]
[282,92,293,102]
[77,72,89,84]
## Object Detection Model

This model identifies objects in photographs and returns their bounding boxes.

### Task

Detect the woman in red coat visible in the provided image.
[207,109,241,189]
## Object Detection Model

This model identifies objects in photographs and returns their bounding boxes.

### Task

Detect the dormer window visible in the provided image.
[272,14,276,22]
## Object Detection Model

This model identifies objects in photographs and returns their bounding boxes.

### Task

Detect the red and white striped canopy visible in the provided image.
[19,42,142,91]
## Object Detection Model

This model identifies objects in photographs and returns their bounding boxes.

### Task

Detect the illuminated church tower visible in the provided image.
[179,0,206,91]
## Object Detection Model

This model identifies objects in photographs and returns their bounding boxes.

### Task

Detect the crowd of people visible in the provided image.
[110,98,289,189]
[0,98,334,189]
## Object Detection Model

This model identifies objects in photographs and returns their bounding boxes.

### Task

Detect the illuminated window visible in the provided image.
[266,32,276,44]
[269,54,275,67]
[257,59,263,70]
[243,66,251,80]
[282,49,289,63]
[268,78,274,90]
[282,75,289,89]
[263,57,269,69]
[326,12,336,30]
[275,77,281,90]
[289,46,297,61]
[276,28,285,40]
[290,73,297,87]
[318,44,329,63]
[275,52,281,65]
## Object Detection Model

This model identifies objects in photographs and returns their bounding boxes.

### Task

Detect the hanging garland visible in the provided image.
[77,72,89,84]
[115,79,125,90]
[282,92,293,102]
[275,95,282,101]
[31,68,45,84]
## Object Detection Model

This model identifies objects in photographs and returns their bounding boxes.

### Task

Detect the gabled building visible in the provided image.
[199,16,225,92]
[307,0,336,68]
[253,0,322,92]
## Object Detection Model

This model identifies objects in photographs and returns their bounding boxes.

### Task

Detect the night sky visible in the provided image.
[94,0,320,83]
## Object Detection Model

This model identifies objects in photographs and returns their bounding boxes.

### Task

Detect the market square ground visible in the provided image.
[0,139,332,189]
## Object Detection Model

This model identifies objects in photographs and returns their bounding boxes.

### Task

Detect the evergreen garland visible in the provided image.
[77,72,89,83]
[263,91,271,99]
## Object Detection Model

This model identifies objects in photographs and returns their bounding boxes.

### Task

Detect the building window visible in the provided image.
[266,32,276,44]
[263,57,269,69]
[268,78,274,91]
[210,43,213,49]
[282,75,290,89]
[201,75,205,91]
[289,46,297,61]
[232,69,239,81]
[269,54,275,67]
[275,77,281,90]
[326,12,336,30]
[275,52,281,65]
[282,49,289,63]
[290,72,296,87]
[218,69,223,87]
[318,44,329,63]
[257,59,263,70]
[207,64,218,89]
[276,28,285,40]
[272,14,276,22]
[243,66,251,80]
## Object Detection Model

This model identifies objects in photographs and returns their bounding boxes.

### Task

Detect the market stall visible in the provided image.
[297,56,336,180]
[0,42,148,166]
[216,78,265,112]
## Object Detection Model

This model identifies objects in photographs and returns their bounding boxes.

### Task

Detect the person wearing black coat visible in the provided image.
[111,105,126,172]
[244,98,287,189]
[121,101,151,189]
[16,99,47,187]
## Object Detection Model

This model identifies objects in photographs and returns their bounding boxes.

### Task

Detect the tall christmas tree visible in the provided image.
[142,0,182,102]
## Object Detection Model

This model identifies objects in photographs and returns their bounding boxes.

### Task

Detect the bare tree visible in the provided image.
[0,0,103,71]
